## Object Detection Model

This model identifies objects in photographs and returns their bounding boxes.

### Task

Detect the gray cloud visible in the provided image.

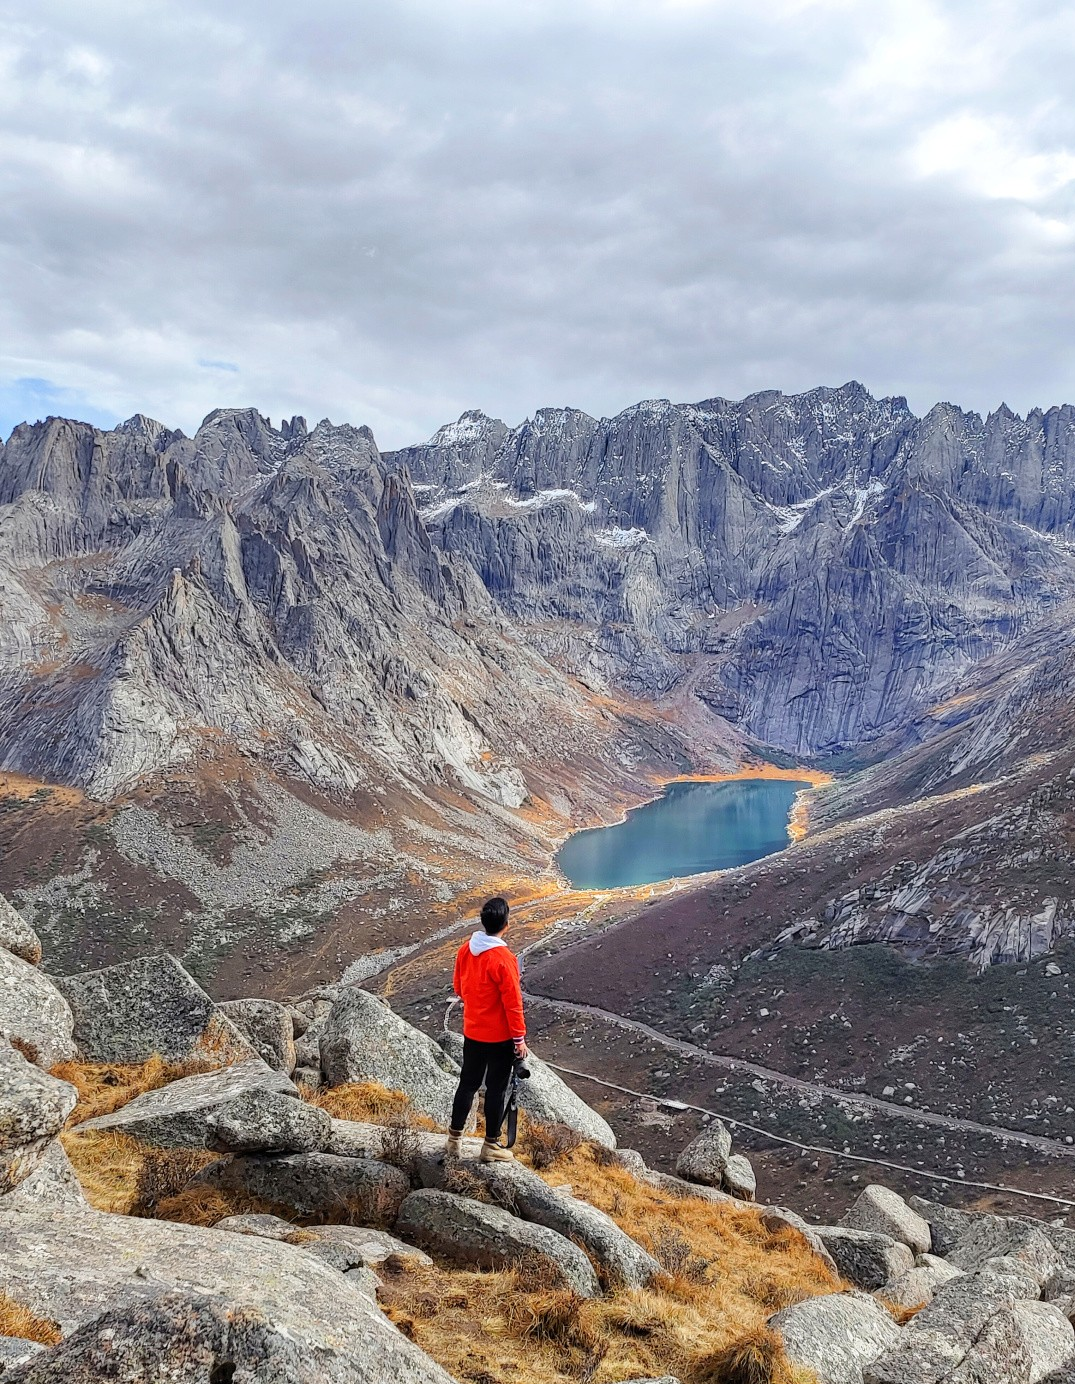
[2,0,1075,446]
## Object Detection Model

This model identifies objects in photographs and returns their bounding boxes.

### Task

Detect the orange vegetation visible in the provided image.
[61,1128,149,1214]
[52,1054,220,1125]
[59,1129,221,1217]
[877,1297,926,1325]
[668,765,831,789]
[302,1079,438,1131]
[0,1294,62,1347]
[787,789,814,844]
[150,1180,284,1228]
[927,690,981,717]
[60,1128,245,1223]
[380,1136,836,1384]
[0,771,84,807]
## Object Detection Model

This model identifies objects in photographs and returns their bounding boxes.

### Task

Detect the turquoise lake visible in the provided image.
[555,778,811,890]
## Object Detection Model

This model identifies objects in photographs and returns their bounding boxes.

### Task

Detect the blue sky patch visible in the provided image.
[0,377,119,443]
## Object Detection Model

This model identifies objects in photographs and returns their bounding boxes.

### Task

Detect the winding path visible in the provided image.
[523,988,1075,1162]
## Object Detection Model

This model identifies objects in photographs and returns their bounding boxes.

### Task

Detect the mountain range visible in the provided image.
[0,382,1073,996]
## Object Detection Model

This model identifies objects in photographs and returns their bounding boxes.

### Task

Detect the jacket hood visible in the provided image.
[469,930,507,956]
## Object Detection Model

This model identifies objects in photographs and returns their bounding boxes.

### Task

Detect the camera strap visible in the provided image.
[504,1064,520,1149]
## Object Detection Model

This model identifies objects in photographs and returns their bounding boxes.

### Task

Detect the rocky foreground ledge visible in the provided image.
[3,890,1075,1382]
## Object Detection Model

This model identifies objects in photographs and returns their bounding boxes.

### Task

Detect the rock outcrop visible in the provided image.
[0,953,75,1070]
[3,921,1073,1384]
[1012,1301,1075,1382]
[0,1338,45,1373]
[0,1216,454,1382]
[217,998,297,1074]
[205,1087,331,1154]
[841,1185,932,1257]
[0,1042,77,1195]
[57,956,256,1066]
[274,1224,433,1271]
[674,1121,733,1187]
[945,1218,1059,1290]
[79,1060,297,1148]
[812,1227,915,1292]
[326,1118,484,1163]
[864,1267,1044,1383]
[772,1290,901,1384]
[2,1142,86,1214]
[194,1150,411,1226]
[395,1188,601,1297]
[0,899,41,966]
[416,1156,662,1288]
[320,989,460,1124]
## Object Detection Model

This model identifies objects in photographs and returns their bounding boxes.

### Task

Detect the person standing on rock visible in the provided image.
[446,896,529,1163]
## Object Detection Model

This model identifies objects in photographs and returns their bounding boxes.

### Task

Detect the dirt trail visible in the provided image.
[523,988,1075,1161]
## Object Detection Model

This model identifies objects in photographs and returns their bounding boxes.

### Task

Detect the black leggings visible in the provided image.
[450,1037,516,1139]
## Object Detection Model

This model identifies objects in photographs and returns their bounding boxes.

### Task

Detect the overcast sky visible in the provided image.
[2,0,1075,448]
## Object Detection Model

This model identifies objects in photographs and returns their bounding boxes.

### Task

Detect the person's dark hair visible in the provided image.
[480,896,510,934]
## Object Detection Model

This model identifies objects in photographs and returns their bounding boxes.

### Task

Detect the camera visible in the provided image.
[513,1058,531,1080]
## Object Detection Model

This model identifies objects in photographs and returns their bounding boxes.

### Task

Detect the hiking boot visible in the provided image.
[446,1132,464,1159]
[479,1139,514,1163]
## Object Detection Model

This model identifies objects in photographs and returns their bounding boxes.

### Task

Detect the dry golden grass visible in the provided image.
[52,1054,219,1125]
[380,1135,837,1384]
[150,1183,289,1227]
[519,1118,583,1170]
[57,1082,840,1383]
[694,1327,800,1384]
[61,1128,151,1214]
[380,1264,819,1384]
[304,1079,439,1131]
[877,1298,926,1325]
[0,1294,62,1347]
[136,1145,227,1217]
[60,1128,226,1220]
[529,1140,836,1307]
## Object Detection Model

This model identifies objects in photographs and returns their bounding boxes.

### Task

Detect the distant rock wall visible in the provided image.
[0,408,703,808]
[390,384,1075,756]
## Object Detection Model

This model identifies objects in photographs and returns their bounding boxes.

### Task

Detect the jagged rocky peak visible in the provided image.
[297,417,382,479]
[392,408,510,490]
[115,413,172,446]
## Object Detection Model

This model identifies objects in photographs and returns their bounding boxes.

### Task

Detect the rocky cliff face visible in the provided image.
[390,384,1075,755]
[0,408,603,803]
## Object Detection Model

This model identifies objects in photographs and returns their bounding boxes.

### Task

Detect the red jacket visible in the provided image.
[453,933,526,1043]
